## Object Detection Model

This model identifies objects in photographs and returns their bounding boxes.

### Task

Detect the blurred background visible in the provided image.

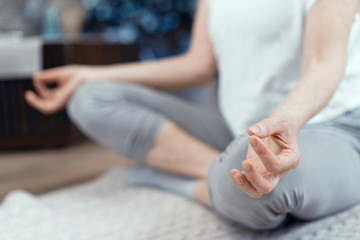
[0,0,195,58]
[0,0,217,200]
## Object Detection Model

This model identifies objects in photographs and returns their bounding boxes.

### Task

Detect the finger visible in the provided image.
[246,144,257,159]
[249,135,285,172]
[33,78,52,98]
[33,68,65,83]
[230,172,238,185]
[33,69,63,97]
[230,168,240,176]
[247,118,283,138]
[242,160,277,194]
[230,169,241,185]
[230,169,262,198]
[231,171,262,198]
[24,90,58,115]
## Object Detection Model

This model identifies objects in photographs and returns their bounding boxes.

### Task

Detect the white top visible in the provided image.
[207,0,360,135]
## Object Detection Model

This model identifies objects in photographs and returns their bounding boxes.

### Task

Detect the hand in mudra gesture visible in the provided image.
[25,65,91,115]
[230,115,301,198]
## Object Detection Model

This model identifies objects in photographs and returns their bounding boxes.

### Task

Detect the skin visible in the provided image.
[25,0,360,206]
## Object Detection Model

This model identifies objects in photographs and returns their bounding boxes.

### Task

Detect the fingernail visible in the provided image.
[237,176,245,185]
[249,126,261,134]
[243,164,252,173]
[249,137,257,147]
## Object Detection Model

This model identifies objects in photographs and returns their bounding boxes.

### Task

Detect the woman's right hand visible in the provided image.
[25,65,92,115]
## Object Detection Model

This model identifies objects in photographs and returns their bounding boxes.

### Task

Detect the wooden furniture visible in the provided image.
[0,39,139,149]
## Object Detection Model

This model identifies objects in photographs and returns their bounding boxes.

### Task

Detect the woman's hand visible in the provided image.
[230,115,300,198]
[25,65,92,115]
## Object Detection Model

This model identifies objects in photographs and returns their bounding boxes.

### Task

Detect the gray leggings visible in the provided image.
[67,82,360,230]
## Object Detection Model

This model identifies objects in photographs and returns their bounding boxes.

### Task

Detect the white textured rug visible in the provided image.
[1,167,360,240]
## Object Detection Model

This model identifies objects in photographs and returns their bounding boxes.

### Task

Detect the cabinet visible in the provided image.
[0,39,139,148]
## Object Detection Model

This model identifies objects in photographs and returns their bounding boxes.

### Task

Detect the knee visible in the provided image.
[209,136,305,230]
[67,82,129,129]
[67,82,101,128]
[213,176,304,230]
[216,186,303,230]
[258,184,304,228]
[215,198,286,230]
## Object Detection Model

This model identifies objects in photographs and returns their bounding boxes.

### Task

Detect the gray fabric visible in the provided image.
[67,82,233,162]
[67,82,360,231]
[208,109,360,230]
[126,165,198,200]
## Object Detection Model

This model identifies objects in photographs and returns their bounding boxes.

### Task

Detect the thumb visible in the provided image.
[247,118,282,138]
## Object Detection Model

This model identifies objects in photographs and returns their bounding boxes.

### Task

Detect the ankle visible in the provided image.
[194,181,211,207]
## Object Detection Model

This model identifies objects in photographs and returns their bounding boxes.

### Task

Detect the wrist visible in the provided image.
[76,66,105,84]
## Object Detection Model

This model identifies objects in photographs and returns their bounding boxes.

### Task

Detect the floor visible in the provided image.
[2,166,360,239]
[1,140,360,239]
[0,140,133,200]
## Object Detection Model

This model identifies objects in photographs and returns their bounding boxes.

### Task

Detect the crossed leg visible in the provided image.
[67,81,233,206]
[146,121,219,206]
[208,127,360,229]
[67,81,360,230]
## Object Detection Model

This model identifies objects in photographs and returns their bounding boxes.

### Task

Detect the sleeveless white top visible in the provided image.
[207,0,360,135]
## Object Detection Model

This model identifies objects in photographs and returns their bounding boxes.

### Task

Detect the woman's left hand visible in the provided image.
[230,115,301,198]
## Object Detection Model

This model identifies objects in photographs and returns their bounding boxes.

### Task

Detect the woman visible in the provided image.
[26,0,360,230]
